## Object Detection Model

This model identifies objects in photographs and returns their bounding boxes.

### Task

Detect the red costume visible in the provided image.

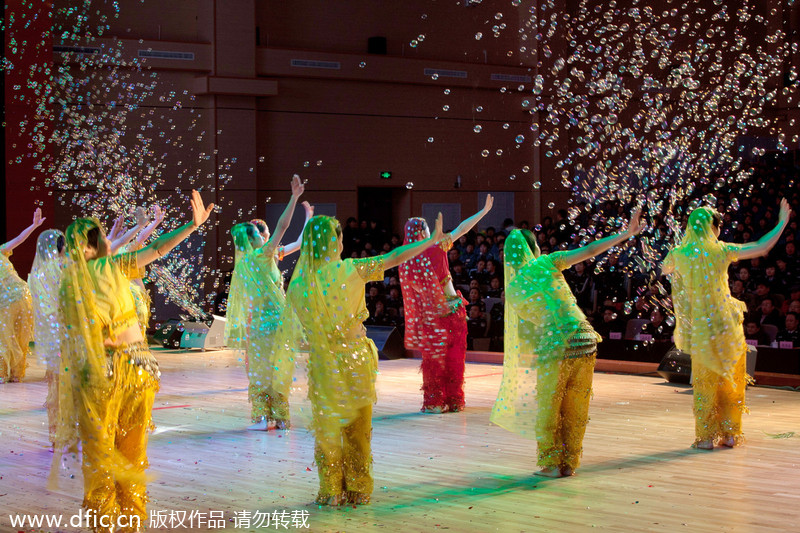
[399,219,468,412]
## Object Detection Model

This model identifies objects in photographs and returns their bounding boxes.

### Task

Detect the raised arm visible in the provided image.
[559,206,643,267]
[279,201,313,258]
[135,190,215,268]
[448,194,494,242]
[737,199,791,261]
[263,175,304,255]
[381,213,444,270]
[2,208,45,251]
[110,223,145,254]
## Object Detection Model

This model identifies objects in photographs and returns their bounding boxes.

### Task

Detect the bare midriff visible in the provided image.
[104,324,145,348]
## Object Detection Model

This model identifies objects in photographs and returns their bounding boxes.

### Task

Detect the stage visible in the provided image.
[2,349,799,532]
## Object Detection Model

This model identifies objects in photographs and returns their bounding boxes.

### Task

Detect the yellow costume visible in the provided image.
[663,207,747,445]
[0,247,34,382]
[492,230,599,471]
[286,215,384,504]
[28,230,66,442]
[225,224,298,424]
[53,218,160,531]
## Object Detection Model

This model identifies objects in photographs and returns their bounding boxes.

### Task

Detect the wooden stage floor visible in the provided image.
[2,349,799,532]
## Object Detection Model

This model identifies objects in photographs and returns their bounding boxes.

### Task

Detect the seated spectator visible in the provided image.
[776,312,800,347]
[365,284,382,314]
[730,279,756,312]
[450,260,470,286]
[594,307,625,338]
[744,319,770,346]
[737,266,755,293]
[753,280,777,308]
[466,305,489,348]
[476,241,493,263]
[643,308,674,341]
[466,287,486,315]
[752,297,783,328]
[565,261,593,311]
[470,259,490,286]
[625,297,651,321]
[461,242,478,270]
[486,276,503,298]
[485,258,502,281]
[783,241,798,270]
[447,248,461,265]
[763,262,787,295]
[385,286,403,315]
[365,300,394,327]
[789,299,800,315]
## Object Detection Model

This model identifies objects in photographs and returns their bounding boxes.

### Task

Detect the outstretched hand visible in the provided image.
[151,204,165,223]
[135,207,149,228]
[301,201,314,220]
[431,212,444,243]
[626,205,644,236]
[32,207,46,229]
[291,174,305,198]
[108,214,124,240]
[779,198,792,223]
[483,194,494,213]
[190,190,215,228]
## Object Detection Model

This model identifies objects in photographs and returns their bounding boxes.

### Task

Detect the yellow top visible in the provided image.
[0,248,30,307]
[663,207,746,380]
[87,252,140,341]
[286,215,385,429]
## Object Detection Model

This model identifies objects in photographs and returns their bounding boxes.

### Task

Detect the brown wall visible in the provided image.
[7,0,796,321]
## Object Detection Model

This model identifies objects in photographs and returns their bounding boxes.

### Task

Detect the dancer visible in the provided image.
[661,200,791,449]
[286,212,444,505]
[399,195,493,413]
[492,207,642,477]
[224,176,309,430]
[53,190,214,532]
[0,207,45,383]
[28,229,66,444]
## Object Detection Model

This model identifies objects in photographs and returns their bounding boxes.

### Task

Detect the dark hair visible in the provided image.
[711,211,722,229]
[86,226,100,249]
[56,235,66,254]
[519,229,538,255]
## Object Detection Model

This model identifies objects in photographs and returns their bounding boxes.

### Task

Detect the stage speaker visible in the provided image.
[180,315,227,351]
[367,36,387,55]
[657,345,691,384]
[153,319,183,349]
[365,325,405,360]
[658,345,758,385]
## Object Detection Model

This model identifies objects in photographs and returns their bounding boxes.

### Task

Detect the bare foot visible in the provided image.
[694,440,713,450]
[247,419,270,431]
[275,420,290,430]
[315,493,345,506]
[561,466,575,477]
[535,467,562,478]
[720,436,737,448]
[421,406,444,414]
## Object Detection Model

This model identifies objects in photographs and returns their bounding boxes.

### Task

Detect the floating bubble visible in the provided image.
[533,181,541,189]
[515,135,525,143]
[475,32,483,40]
[474,125,483,133]
[481,149,490,157]
[359,61,366,68]
[427,137,434,143]
[405,182,414,189]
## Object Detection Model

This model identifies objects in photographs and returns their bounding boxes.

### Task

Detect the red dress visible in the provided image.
[399,219,468,411]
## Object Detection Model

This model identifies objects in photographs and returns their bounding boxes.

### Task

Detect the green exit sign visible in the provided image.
[380,171,392,179]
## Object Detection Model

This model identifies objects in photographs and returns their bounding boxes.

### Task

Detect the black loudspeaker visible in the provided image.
[365,325,405,360]
[657,345,691,384]
[153,319,184,349]
[367,36,387,55]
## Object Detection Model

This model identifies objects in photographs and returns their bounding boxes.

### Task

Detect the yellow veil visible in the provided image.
[50,218,145,487]
[666,207,747,380]
[286,215,378,430]
[490,229,538,437]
